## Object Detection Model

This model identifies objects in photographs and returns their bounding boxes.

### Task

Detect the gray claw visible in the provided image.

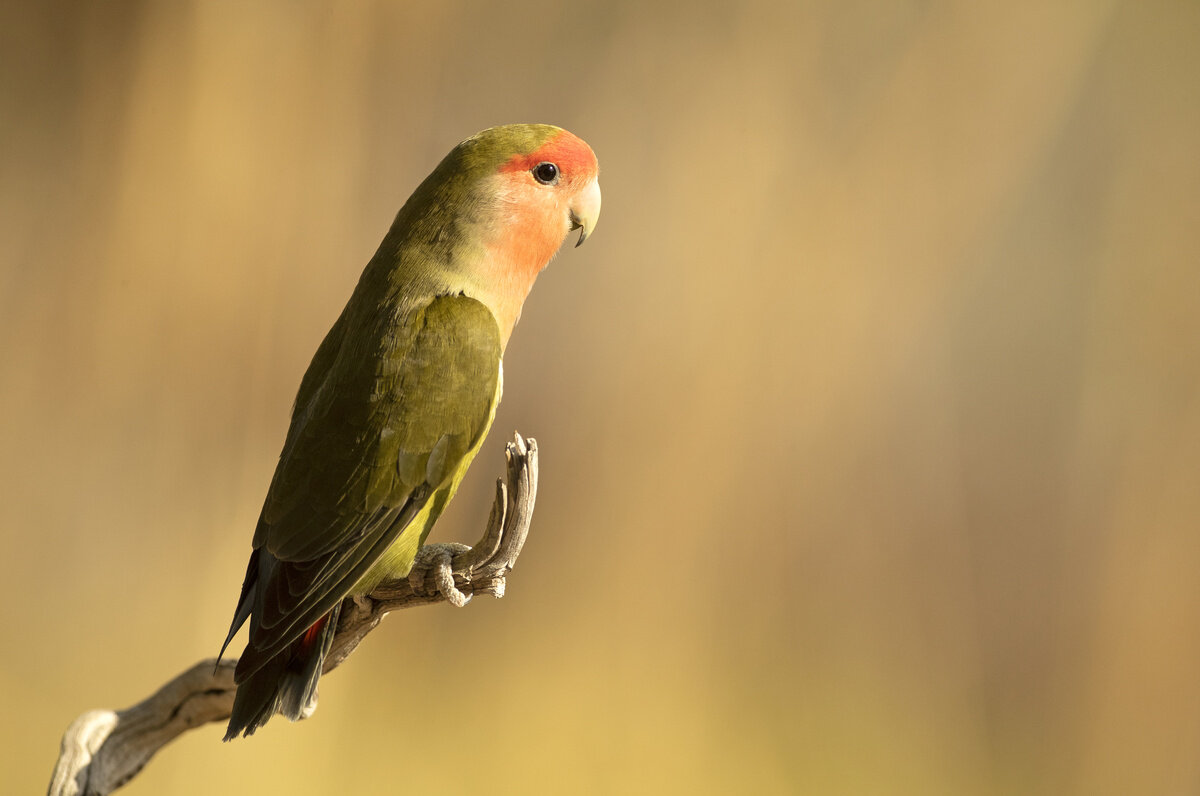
[408,543,472,606]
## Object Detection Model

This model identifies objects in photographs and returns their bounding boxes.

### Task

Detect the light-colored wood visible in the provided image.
[49,434,539,796]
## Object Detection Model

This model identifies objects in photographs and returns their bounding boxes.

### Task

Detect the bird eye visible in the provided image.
[532,162,559,185]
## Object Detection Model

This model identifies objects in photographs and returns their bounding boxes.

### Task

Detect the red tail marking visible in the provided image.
[301,615,327,652]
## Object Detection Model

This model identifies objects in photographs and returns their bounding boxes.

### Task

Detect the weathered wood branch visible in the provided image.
[48,433,539,796]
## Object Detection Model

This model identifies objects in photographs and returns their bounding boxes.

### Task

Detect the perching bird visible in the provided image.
[218,124,600,740]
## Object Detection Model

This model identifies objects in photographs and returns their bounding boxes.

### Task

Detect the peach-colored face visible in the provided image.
[489,129,602,272]
[470,128,600,345]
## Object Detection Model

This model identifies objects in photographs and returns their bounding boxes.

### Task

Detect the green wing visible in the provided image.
[236,294,501,676]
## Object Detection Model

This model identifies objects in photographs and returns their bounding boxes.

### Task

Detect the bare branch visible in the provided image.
[49,434,539,796]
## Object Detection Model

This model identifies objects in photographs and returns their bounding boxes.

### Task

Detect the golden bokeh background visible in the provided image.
[4,2,1199,793]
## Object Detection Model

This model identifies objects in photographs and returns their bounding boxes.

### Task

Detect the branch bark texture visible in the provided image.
[48,433,539,796]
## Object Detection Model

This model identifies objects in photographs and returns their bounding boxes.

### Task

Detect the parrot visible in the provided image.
[217,124,600,740]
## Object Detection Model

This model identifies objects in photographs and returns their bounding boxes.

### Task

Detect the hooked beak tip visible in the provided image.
[568,178,601,249]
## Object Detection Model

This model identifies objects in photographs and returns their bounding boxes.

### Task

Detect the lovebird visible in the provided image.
[218,124,600,739]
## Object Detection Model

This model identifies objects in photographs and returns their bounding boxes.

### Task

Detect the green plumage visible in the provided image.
[220,128,558,739]
[222,291,501,738]
[236,294,500,674]
[220,123,598,740]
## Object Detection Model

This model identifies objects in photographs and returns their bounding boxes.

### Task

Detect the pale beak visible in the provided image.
[569,178,602,247]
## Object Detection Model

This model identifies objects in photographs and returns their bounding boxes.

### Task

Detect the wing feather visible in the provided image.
[234,293,502,679]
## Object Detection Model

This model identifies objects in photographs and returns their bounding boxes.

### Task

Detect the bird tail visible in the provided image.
[224,603,342,741]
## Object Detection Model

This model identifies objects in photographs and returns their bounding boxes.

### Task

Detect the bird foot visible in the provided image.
[408,543,473,607]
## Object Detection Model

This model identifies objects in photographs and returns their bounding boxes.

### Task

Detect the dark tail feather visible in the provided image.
[216,551,260,670]
[224,603,341,741]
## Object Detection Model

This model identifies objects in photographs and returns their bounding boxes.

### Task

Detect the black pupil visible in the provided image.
[534,163,558,183]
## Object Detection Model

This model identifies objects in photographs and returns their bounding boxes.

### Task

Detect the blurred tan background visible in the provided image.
[3,1,1199,793]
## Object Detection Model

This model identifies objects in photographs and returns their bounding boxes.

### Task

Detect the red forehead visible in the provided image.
[499,130,597,178]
